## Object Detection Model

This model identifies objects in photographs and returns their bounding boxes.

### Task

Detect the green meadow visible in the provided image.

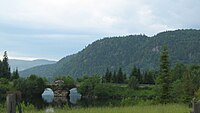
[0,104,190,113]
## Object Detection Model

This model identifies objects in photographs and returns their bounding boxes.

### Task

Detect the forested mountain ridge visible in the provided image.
[9,59,56,71]
[20,29,200,78]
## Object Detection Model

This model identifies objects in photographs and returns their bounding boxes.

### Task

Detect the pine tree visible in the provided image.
[137,68,142,83]
[157,46,171,104]
[112,70,117,83]
[117,68,124,83]
[12,68,20,80]
[105,68,112,83]
[1,51,11,79]
[123,73,127,83]
[183,67,194,103]
[108,71,112,83]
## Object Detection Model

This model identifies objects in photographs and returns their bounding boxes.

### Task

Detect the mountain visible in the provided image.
[20,29,200,78]
[9,59,56,71]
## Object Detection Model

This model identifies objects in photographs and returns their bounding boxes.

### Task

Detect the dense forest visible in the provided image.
[1,45,200,110]
[20,29,200,78]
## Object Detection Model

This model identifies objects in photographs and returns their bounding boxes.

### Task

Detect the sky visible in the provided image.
[0,0,200,61]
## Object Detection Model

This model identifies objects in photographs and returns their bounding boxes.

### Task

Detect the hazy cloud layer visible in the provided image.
[0,0,199,60]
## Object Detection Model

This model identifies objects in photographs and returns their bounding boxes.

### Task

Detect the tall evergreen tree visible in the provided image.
[12,68,20,80]
[123,73,127,83]
[1,51,11,79]
[112,70,117,83]
[108,71,112,83]
[157,46,171,104]
[137,68,142,83]
[104,68,112,83]
[183,67,194,103]
[117,68,124,83]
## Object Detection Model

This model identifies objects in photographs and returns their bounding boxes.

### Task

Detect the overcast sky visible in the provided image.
[0,0,200,61]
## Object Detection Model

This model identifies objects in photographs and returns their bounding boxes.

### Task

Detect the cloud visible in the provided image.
[0,0,200,60]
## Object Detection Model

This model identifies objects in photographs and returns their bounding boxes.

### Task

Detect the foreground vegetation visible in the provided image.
[53,104,190,113]
[0,104,190,113]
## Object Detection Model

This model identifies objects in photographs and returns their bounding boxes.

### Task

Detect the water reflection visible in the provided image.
[69,88,81,105]
[42,88,54,103]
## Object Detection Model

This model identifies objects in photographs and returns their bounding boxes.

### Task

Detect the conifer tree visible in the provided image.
[105,68,112,83]
[157,46,171,104]
[117,68,124,83]
[1,51,11,79]
[12,68,19,80]
[123,73,127,83]
[112,70,117,83]
[183,67,194,103]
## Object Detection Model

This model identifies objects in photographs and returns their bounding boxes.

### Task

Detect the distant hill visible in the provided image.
[9,59,56,71]
[20,29,200,78]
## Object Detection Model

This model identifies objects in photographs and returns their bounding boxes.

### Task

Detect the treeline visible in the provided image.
[102,67,156,85]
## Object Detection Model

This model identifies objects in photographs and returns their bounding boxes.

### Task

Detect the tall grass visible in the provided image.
[19,104,190,113]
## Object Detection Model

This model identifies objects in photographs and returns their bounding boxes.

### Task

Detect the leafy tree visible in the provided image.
[14,75,47,108]
[94,83,114,98]
[64,76,76,89]
[157,46,171,104]
[77,75,90,83]
[79,75,101,97]
[54,75,76,89]
[0,78,11,103]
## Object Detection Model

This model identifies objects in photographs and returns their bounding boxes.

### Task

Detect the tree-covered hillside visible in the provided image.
[9,59,56,71]
[20,29,200,78]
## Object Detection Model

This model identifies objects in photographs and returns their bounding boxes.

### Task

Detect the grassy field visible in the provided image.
[12,104,190,113]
